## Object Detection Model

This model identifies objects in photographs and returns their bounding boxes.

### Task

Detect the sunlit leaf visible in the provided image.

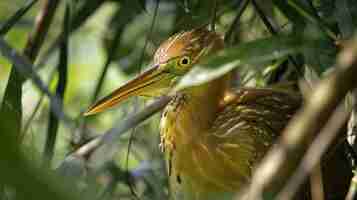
[176,35,309,90]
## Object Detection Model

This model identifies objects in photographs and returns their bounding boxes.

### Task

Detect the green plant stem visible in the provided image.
[44,3,70,165]
[0,0,60,141]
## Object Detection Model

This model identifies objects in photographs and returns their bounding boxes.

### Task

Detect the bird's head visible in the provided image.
[85,27,223,115]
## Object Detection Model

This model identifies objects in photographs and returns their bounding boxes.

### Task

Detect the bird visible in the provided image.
[84,27,302,200]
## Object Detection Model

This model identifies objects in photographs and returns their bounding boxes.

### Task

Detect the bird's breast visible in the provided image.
[159,94,251,200]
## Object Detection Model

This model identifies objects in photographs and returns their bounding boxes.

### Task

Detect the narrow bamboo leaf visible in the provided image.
[0,121,81,200]
[34,0,106,73]
[287,0,336,39]
[274,0,336,40]
[303,36,337,74]
[138,0,147,12]
[0,38,70,126]
[101,0,147,76]
[0,0,60,140]
[287,0,317,20]
[70,0,106,31]
[0,0,38,36]
[335,0,357,39]
[273,0,306,29]
[44,4,70,165]
[224,0,250,44]
[176,35,308,90]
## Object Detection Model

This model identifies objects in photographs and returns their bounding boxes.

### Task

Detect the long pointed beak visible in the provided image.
[84,65,166,116]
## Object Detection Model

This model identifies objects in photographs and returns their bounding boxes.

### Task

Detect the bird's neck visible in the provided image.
[160,74,231,150]
[162,74,231,146]
[160,75,232,193]
[180,76,229,129]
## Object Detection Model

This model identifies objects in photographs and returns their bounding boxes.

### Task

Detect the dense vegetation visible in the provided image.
[0,0,357,199]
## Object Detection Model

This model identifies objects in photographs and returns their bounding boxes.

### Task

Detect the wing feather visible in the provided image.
[208,88,301,181]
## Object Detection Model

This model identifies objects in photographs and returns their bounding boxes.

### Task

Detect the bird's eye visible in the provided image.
[178,56,191,67]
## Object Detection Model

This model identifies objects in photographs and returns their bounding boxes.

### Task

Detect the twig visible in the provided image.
[0,0,60,139]
[21,68,57,141]
[240,36,357,199]
[23,0,60,61]
[125,0,160,198]
[277,103,350,199]
[0,38,72,125]
[22,95,44,138]
[89,96,169,166]
[60,97,170,166]
[75,0,147,147]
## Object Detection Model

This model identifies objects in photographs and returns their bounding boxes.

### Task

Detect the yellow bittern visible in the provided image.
[85,27,301,200]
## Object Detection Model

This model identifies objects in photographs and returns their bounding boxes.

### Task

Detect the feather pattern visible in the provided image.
[160,87,301,200]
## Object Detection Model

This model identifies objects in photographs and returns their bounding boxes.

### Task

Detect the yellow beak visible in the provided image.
[84,65,170,116]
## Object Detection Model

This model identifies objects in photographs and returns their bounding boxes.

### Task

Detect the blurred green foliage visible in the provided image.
[0,0,357,199]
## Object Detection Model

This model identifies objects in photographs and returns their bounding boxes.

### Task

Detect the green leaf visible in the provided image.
[335,0,357,39]
[175,35,308,90]
[273,0,307,30]
[274,0,336,40]
[0,0,38,36]
[302,35,337,74]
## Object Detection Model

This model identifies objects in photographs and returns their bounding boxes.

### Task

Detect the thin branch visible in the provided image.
[89,96,169,166]
[24,0,60,61]
[22,95,44,138]
[125,0,160,198]
[0,38,73,125]
[240,36,357,199]
[21,68,57,141]
[60,97,170,166]
[277,103,350,199]
[0,0,60,139]
[75,0,148,147]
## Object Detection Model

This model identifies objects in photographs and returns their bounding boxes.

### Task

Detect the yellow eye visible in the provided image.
[178,56,191,67]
